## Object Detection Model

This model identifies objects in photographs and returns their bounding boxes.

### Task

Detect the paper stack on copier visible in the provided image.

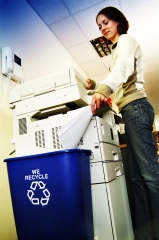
[9,67,133,240]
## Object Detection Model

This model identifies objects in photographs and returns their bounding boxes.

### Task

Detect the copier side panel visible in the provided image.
[106,175,134,240]
[91,183,114,240]
[13,113,67,156]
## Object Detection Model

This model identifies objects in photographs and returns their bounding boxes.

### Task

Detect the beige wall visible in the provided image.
[0,49,17,239]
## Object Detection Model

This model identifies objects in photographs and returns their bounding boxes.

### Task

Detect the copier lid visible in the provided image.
[9,68,86,104]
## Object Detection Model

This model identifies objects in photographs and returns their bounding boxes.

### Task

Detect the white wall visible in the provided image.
[0,0,89,239]
[155,114,159,131]
[0,49,18,240]
[0,0,87,82]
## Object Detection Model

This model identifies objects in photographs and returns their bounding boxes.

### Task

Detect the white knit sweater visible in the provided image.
[93,34,147,111]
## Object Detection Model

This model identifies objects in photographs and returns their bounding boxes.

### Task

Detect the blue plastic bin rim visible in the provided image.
[4,148,92,162]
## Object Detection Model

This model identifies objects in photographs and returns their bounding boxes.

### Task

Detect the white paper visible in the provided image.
[58,106,93,149]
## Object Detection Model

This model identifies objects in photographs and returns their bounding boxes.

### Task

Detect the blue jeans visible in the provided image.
[121,98,159,240]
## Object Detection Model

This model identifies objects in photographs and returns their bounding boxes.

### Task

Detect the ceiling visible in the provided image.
[26,0,159,125]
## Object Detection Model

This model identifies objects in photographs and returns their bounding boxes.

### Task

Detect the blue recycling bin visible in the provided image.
[4,149,94,240]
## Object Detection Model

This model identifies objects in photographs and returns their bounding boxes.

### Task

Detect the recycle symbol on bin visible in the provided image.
[27,181,50,207]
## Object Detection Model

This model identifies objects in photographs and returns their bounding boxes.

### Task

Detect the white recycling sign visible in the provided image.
[25,169,50,207]
[27,181,50,206]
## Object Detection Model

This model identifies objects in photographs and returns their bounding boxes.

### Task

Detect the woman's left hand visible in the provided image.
[91,93,107,114]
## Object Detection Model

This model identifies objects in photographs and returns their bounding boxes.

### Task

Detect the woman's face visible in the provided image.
[97,14,120,43]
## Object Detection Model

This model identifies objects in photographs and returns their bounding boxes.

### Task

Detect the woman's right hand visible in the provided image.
[91,93,107,114]
[85,78,92,90]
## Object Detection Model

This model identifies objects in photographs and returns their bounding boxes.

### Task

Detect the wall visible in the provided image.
[155,114,159,131]
[0,0,87,82]
[0,1,89,239]
[0,49,17,239]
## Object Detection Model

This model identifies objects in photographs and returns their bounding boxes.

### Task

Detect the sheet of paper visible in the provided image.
[58,106,93,149]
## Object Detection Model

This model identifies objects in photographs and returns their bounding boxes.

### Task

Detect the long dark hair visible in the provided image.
[96,6,129,34]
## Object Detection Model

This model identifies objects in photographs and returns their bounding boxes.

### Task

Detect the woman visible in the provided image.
[86,6,159,240]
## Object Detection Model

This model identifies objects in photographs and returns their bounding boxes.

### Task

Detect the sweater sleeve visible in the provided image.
[95,35,136,96]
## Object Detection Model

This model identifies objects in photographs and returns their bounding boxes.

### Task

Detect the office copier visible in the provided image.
[9,67,134,240]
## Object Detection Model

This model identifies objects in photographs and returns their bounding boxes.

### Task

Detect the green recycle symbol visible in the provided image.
[27,181,50,207]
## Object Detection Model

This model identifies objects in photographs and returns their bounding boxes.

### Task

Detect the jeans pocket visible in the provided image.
[139,101,154,126]
[121,99,154,126]
[121,102,134,123]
